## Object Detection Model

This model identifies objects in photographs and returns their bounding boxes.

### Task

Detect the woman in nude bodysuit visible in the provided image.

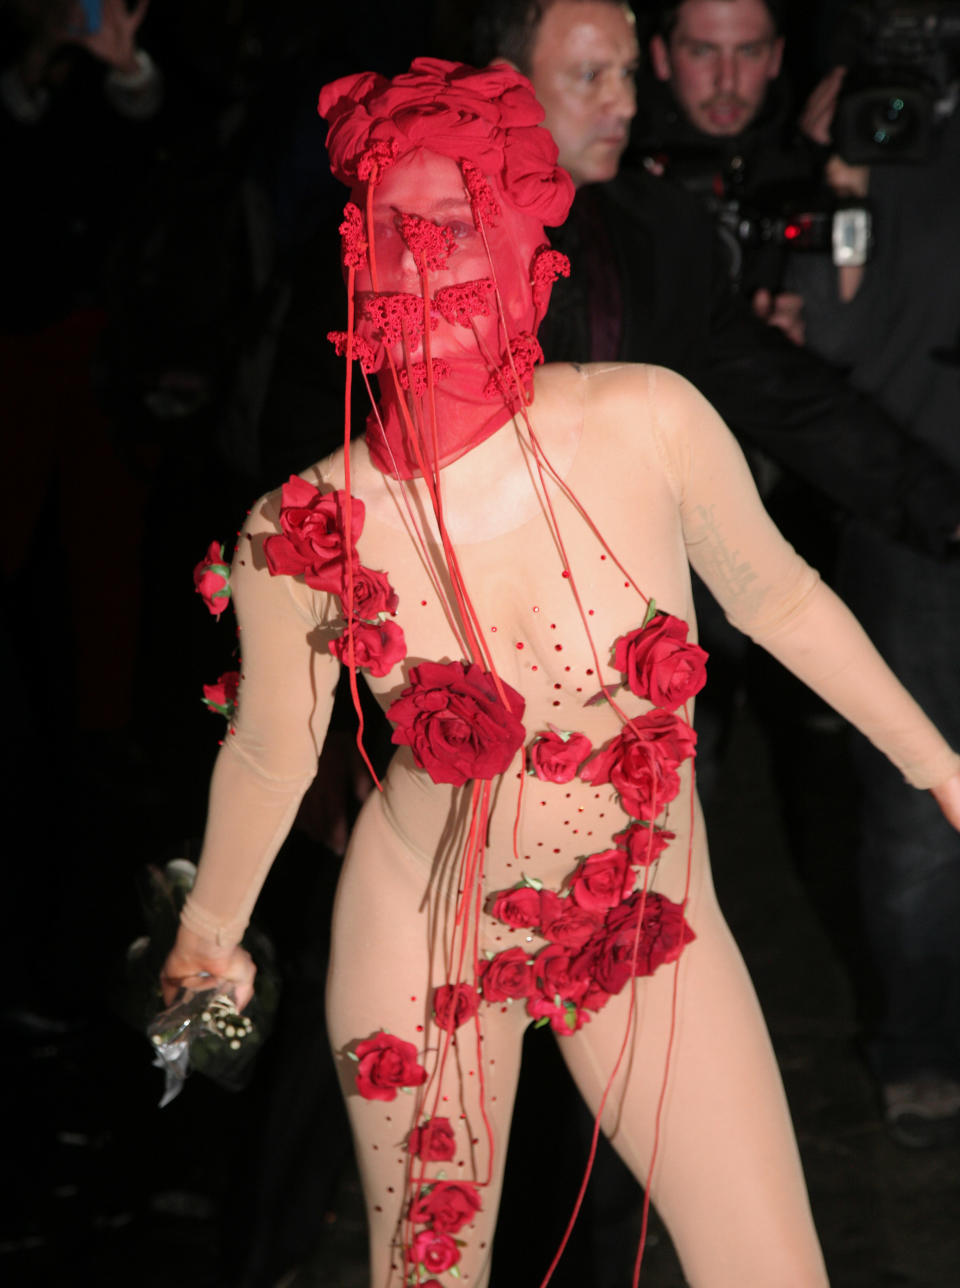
[162,61,960,1288]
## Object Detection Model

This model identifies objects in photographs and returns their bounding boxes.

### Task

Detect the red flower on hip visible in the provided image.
[614,612,707,711]
[353,1031,427,1102]
[567,848,636,913]
[433,982,480,1031]
[579,710,696,820]
[538,889,603,949]
[478,946,535,1002]
[264,477,363,596]
[577,892,695,996]
[409,1180,482,1233]
[528,728,592,784]
[193,541,231,616]
[388,660,526,786]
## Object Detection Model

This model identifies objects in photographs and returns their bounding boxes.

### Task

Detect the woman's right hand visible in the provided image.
[161,926,257,1009]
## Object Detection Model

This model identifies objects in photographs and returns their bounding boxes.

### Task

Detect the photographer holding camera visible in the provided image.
[782,8,960,1147]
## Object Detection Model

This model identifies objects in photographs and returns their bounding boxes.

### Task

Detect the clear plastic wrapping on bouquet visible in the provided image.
[121,857,279,1106]
[148,979,258,1106]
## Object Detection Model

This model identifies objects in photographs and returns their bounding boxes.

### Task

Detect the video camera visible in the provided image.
[832,1,960,163]
[652,153,873,292]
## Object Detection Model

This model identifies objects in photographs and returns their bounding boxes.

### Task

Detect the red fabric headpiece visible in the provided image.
[318,59,575,479]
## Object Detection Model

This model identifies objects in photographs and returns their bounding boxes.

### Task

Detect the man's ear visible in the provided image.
[649,34,671,82]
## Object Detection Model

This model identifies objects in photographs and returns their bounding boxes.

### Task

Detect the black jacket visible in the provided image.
[539,167,959,557]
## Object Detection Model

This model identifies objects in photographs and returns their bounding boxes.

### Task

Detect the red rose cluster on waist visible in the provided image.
[388,660,526,786]
[614,611,708,711]
[484,865,695,1034]
[264,476,363,596]
[354,1031,427,1102]
[579,709,696,820]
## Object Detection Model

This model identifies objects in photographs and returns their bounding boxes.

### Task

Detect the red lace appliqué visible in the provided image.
[432,279,496,327]
[356,139,399,185]
[397,358,451,395]
[326,330,380,374]
[483,332,544,402]
[363,292,437,344]
[398,213,457,273]
[530,246,571,310]
[461,160,501,227]
[339,202,367,269]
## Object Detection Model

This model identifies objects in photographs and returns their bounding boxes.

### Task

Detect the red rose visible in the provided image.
[580,893,695,996]
[193,541,231,616]
[614,822,675,868]
[526,992,590,1035]
[579,710,697,820]
[478,946,534,1001]
[433,982,480,1031]
[264,476,364,596]
[528,728,592,784]
[411,1230,461,1274]
[201,670,240,720]
[489,885,542,929]
[567,849,636,913]
[409,1180,482,1234]
[533,943,589,1002]
[538,890,603,949]
[614,613,708,711]
[342,564,399,619]
[329,619,406,677]
[408,1117,456,1162]
[388,660,526,786]
[354,1031,427,1102]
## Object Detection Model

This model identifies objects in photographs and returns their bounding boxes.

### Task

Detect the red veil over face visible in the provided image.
[317,58,575,479]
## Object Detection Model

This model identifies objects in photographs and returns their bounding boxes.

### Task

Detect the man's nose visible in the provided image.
[602,72,637,121]
[714,52,738,94]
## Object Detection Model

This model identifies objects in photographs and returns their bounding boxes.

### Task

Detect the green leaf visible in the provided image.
[641,598,658,628]
[346,1050,359,1061]
[533,1016,550,1029]
[521,872,543,891]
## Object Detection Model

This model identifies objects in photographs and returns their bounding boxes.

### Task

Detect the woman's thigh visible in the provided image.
[326,792,530,1288]
[556,902,829,1287]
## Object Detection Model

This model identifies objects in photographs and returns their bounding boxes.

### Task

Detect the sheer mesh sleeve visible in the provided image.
[181,493,341,946]
[646,364,960,791]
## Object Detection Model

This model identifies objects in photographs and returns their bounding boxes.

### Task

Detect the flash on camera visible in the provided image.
[832,208,873,267]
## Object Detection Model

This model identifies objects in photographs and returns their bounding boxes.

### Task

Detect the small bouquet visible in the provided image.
[123,858,279,1106]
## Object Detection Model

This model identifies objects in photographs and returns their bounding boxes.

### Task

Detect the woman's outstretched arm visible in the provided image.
[161,491,341,1006]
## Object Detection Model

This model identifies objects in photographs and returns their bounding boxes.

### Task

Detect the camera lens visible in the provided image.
[855,90,921,153]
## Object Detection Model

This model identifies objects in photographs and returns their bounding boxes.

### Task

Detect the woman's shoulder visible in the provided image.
[249,438,382,530]
[537,361,705,437]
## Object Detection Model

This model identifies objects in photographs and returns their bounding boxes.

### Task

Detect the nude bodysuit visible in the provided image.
[181,359,958,1287]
